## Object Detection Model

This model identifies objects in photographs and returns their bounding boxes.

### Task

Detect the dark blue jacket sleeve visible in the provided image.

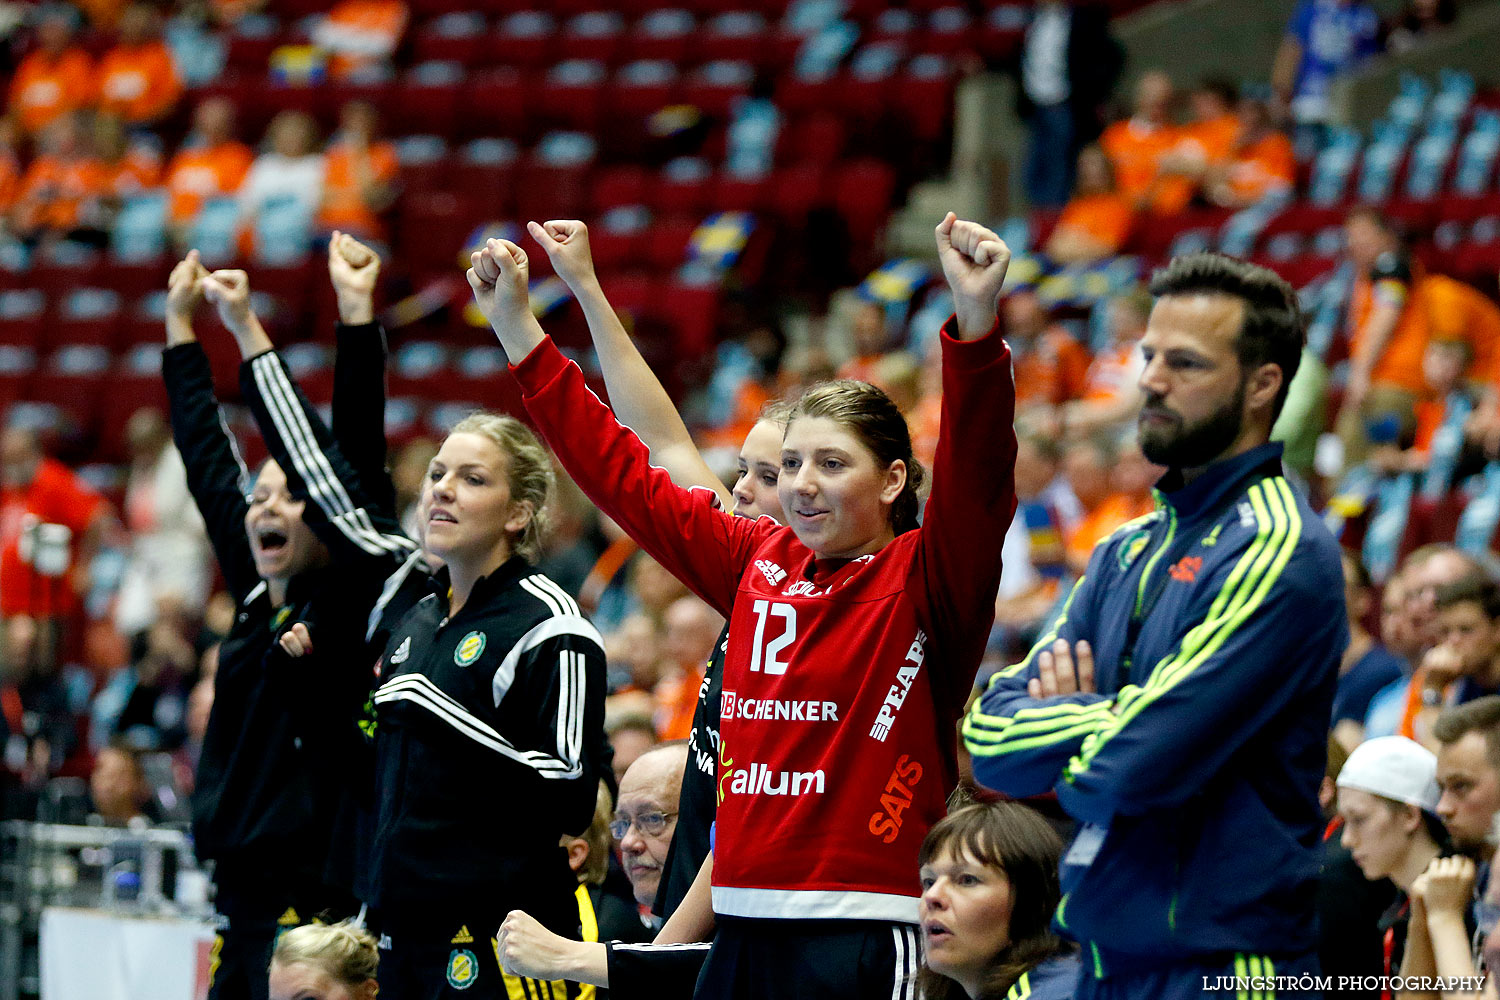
[240,350,417,570]
[331,321,397,517]
[162,343,260,604]
[963,562,1115,799]
[1055,480,1346,826]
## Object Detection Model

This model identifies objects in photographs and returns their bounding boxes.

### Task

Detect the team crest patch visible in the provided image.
[1117,530,1150,572]
[446,948,479,990]
[454,631,486,667]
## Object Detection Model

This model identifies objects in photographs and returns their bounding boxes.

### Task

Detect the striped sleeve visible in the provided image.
[243,351,416,564]
[963,572,1116,799]
[1054,477,1344,826]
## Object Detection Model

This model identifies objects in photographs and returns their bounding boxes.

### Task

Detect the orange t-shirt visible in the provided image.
[15,154,110,231]
[1100,118,1179,208]
[1052,192,1135,256]
[322,0,410,79]
[1082,338,1143,403]
[166,141,254,223]
[1065,491,1156,569]
[1013,327,1092,408]
[104,145,164,196]
[0,153,21,215]
[317,140,398,238]
[1225,132,1296,205]
[1152,113,1240,215]
[1348,253,1430,395]
[0,459,105,619]
[97,41,181,125]
[8,48,96,135]
[1423,274,1500,390]
[654,664,704,741]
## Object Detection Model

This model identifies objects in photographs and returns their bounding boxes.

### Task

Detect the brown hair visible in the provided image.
[914,803,1071,1000]
[787,380,926,533]
[447,412,555,561]
[1434,696,1500,770]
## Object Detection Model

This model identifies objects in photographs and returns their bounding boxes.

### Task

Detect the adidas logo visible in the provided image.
[390,637,411,665]
[756,559,787,587]
[451,925,474,944]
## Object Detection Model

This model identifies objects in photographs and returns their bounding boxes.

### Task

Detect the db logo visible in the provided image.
[868,755,923,844]
[1169,556,1203,583]
[721,691,736,719]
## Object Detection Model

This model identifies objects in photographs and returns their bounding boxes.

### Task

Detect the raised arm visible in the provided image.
[529,219,731,508]
[161,251,260,603]
[467,238,770,617]
[328,231,397,515]
[915,214,1020,716]
[200,268,417,569]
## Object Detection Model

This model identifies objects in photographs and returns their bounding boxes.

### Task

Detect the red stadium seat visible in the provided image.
[709,173,769,212]
[652,162,713,216]
[53,289,122,349]
[628,9,695,64]
[779,112,847,166]
[491,11,558,70]
[411,12,489,66]
[590,164,652,211]
[562,11,627,66]
[464,69,537,142]
[832,157,896,251]
[643,214,700,270]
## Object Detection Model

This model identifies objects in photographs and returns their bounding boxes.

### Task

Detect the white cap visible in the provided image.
[1337,736,1440,813]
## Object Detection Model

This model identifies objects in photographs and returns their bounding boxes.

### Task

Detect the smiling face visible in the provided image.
[1338,788,1419,881]
[732,419,786,522]
[244,460,330,583]
[778,416,904,560]
[419,432,527,572]
[919,847,1015,995]
[1137,294,1258,469]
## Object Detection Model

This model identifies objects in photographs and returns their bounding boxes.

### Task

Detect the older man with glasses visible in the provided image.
[497,742,706,999]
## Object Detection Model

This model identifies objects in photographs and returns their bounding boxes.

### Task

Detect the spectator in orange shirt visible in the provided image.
[1099,70,1179,211]
[1206,95,1296,209]
[1370,339,1480,477]
[1338,208,1431,466]
[13,113,111,246]
[94,113,163,198]
[1005,287,1091,411]
[1063,435,1160,575]
[1065,289,1150,438]
[8,8,96,137]
[97,4,182,128]
[837,299,894,384]
[0,425,110,681]
[1149,78,1241,214]
[654,595,723,741]
[312,0,410,81]
[317,101,398,244]
[165,97,253,244]
[1044,144,1135,266]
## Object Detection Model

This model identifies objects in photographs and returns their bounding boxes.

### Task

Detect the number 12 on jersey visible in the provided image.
[749,600,796,675]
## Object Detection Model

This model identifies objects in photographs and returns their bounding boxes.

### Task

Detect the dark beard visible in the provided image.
[1138,379,1246,469]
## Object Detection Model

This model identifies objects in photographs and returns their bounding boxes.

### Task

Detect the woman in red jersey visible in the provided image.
[469,213,1017,1000]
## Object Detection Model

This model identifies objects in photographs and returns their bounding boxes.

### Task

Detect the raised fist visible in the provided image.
[201,269,255,337]
[527,220,596,291]
[166,250,208,322]
[466,237,531,330]
[935,212,1011,341]
[328,230,380,325]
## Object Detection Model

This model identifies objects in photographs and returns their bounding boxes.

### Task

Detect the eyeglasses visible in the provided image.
[609,810,677,840]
